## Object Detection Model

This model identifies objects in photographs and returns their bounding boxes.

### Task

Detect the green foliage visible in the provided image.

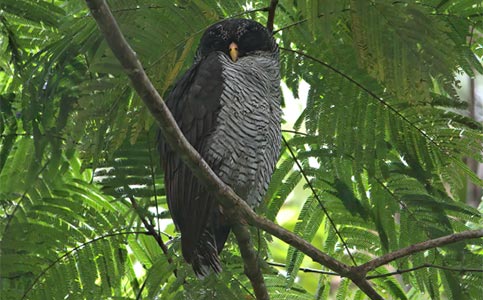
[1,0,482,299]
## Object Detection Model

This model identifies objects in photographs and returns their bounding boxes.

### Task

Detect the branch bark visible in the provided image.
[232,224,269,300]
[355,229,483,275]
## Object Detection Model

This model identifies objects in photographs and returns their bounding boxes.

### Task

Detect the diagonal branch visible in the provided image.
[244,211,382,299]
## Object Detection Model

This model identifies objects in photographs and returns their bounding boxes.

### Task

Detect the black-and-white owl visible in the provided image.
[158,18,281,277]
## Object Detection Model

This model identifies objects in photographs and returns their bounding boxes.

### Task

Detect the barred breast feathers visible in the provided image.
[203,52,282,208]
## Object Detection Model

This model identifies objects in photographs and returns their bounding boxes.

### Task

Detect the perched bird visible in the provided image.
[158,18,281,277]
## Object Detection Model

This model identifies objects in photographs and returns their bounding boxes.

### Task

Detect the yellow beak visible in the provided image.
[229,42,238,62]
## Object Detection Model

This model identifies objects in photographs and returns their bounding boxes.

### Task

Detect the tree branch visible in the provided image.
[355,229,483,275]
[232,224,269,300]
[266,0,278,32]
[241,211,383,300]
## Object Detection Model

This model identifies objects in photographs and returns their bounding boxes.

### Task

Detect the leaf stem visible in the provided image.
[20,231,149,300]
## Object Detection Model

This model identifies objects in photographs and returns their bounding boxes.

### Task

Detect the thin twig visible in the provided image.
[136,272,149,300]
[266,0,279,32]
[231,275,256,299]
[282,136,357,265]
[3,159,51,234]
[273,8,352,34]
[146,130,162,238]
[128,195,179,282]
[274,19,307,34]
[0,133,64,140]
[128,196,172,260]
[281,129,308,136]
[367,263,483,280]
[268,261,339,276]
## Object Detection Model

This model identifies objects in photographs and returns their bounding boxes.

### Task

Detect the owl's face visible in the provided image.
[196,19,276,62]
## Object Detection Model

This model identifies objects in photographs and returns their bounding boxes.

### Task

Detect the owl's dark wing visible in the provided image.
[158,52,224,274]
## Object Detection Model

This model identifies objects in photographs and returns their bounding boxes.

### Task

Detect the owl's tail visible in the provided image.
[188,223,230,279]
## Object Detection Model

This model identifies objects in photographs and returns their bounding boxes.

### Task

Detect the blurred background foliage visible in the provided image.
[1,0,482,299]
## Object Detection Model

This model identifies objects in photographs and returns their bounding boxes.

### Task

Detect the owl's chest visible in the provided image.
[215,62,274,146]
[203,68,274,182]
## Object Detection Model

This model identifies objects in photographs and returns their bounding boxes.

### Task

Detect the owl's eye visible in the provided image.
[238,30,271,54]
[199,36,227,56]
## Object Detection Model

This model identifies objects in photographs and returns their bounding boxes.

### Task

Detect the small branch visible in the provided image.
[281,129,308,136]
[356,229,483,274]
[146,130,162,238]
[266,0,278,32]
[244,212,384,300]
[273,8,352,34]
[232,224,269,300]
[129,196,180,281]
[128,196,171,260]
[111,5,163,13]
[231,275,256,299]
[367,263,483,280]
[274,19,307,34]
[231,6,270,18]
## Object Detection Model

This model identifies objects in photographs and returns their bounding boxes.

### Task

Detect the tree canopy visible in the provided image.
[1,0,482,299]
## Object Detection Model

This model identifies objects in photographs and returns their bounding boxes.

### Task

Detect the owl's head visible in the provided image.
[195,18,277,62]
